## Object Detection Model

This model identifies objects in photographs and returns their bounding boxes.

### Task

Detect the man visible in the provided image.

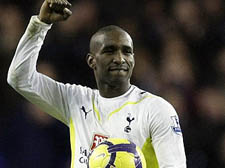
[7,0,186,167]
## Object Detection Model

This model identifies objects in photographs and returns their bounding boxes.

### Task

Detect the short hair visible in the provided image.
[89,25,132,53]
[94,25,126,35]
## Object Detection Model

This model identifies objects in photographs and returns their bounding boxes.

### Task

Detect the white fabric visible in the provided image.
[7,16,186,168]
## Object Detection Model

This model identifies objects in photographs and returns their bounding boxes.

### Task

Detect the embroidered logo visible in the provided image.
[124,113,135,133]
[81,106,91,119]
[171,116,182,135]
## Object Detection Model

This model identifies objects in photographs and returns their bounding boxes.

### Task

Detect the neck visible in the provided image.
[97,81,131,98]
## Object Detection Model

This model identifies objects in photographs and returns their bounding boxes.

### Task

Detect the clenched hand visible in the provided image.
[38,0,72,24]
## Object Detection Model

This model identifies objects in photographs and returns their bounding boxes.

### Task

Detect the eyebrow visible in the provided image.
[123,45,133,51]
[102,44,133,51]
[102,45,116,50]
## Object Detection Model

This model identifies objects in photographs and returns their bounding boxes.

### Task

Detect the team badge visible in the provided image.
[124,113,135,133]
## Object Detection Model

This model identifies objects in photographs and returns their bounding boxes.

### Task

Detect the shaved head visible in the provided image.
[89,25,133,54]
[86,25,135,97]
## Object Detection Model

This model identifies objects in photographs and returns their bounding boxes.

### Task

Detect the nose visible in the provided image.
[113,52,125,64]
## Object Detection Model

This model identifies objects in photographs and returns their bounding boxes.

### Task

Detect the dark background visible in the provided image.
[0,0,225,167]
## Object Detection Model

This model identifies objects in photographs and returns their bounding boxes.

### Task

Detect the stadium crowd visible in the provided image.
[0,0,224,167]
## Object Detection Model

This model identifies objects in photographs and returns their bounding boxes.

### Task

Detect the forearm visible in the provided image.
[152,135,186,168]
[7,15,52,88]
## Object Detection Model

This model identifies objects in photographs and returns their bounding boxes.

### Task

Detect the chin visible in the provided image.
[109,75,129,84]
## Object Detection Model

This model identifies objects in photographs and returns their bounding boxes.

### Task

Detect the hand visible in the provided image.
[38,0,72,24]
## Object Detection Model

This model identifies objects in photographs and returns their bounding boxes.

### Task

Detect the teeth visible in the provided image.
[110,69,126,71]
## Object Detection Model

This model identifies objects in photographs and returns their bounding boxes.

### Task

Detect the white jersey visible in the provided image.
[7,16,186,168]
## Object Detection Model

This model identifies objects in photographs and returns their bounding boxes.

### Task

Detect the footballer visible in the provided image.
[7,0,186,167]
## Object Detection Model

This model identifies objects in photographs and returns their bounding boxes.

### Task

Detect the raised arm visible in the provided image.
[7,0,73,126]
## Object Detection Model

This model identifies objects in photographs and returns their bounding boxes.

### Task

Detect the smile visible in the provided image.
[108,67,128,71]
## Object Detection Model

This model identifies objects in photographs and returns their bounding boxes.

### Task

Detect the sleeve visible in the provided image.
[149,97,187,168]
[7,16,71,126]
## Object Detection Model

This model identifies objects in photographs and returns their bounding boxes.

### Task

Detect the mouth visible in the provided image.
[108,66,128,71]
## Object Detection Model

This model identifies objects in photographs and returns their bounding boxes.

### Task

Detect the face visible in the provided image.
[89,30,135,85]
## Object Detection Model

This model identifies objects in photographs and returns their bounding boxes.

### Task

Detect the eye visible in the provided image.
[103,49,114,54]
[123,48,133,55]
[102,46,116,54]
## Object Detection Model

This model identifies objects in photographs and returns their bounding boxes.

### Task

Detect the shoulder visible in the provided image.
[132,85,177,116]
[132,85,171,105]
[130,85,156,101]
[63,83,98,98]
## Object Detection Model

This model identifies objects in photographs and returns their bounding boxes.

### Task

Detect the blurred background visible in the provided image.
[0,0,225,167]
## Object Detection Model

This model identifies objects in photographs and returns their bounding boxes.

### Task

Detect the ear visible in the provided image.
[86,53,96,70]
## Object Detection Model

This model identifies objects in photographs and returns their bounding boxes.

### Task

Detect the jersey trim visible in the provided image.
[107,95,152,119]
[92,96,101,121]
[70,118,76,168]
[142,137,159,168]
[92,95,152,121]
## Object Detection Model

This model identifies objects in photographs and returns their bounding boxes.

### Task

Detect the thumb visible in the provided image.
[50,8,72,22]
[63,8,72,19]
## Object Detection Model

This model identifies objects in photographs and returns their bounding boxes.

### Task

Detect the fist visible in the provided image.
[38,0,72,24]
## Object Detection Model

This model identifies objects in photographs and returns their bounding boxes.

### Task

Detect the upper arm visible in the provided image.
[15,71,72,126]
[149,97,186,168]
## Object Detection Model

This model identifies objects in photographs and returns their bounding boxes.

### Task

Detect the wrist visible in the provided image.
[25,16,52,36]
[32,16,53,28]
[37,15,52,25]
